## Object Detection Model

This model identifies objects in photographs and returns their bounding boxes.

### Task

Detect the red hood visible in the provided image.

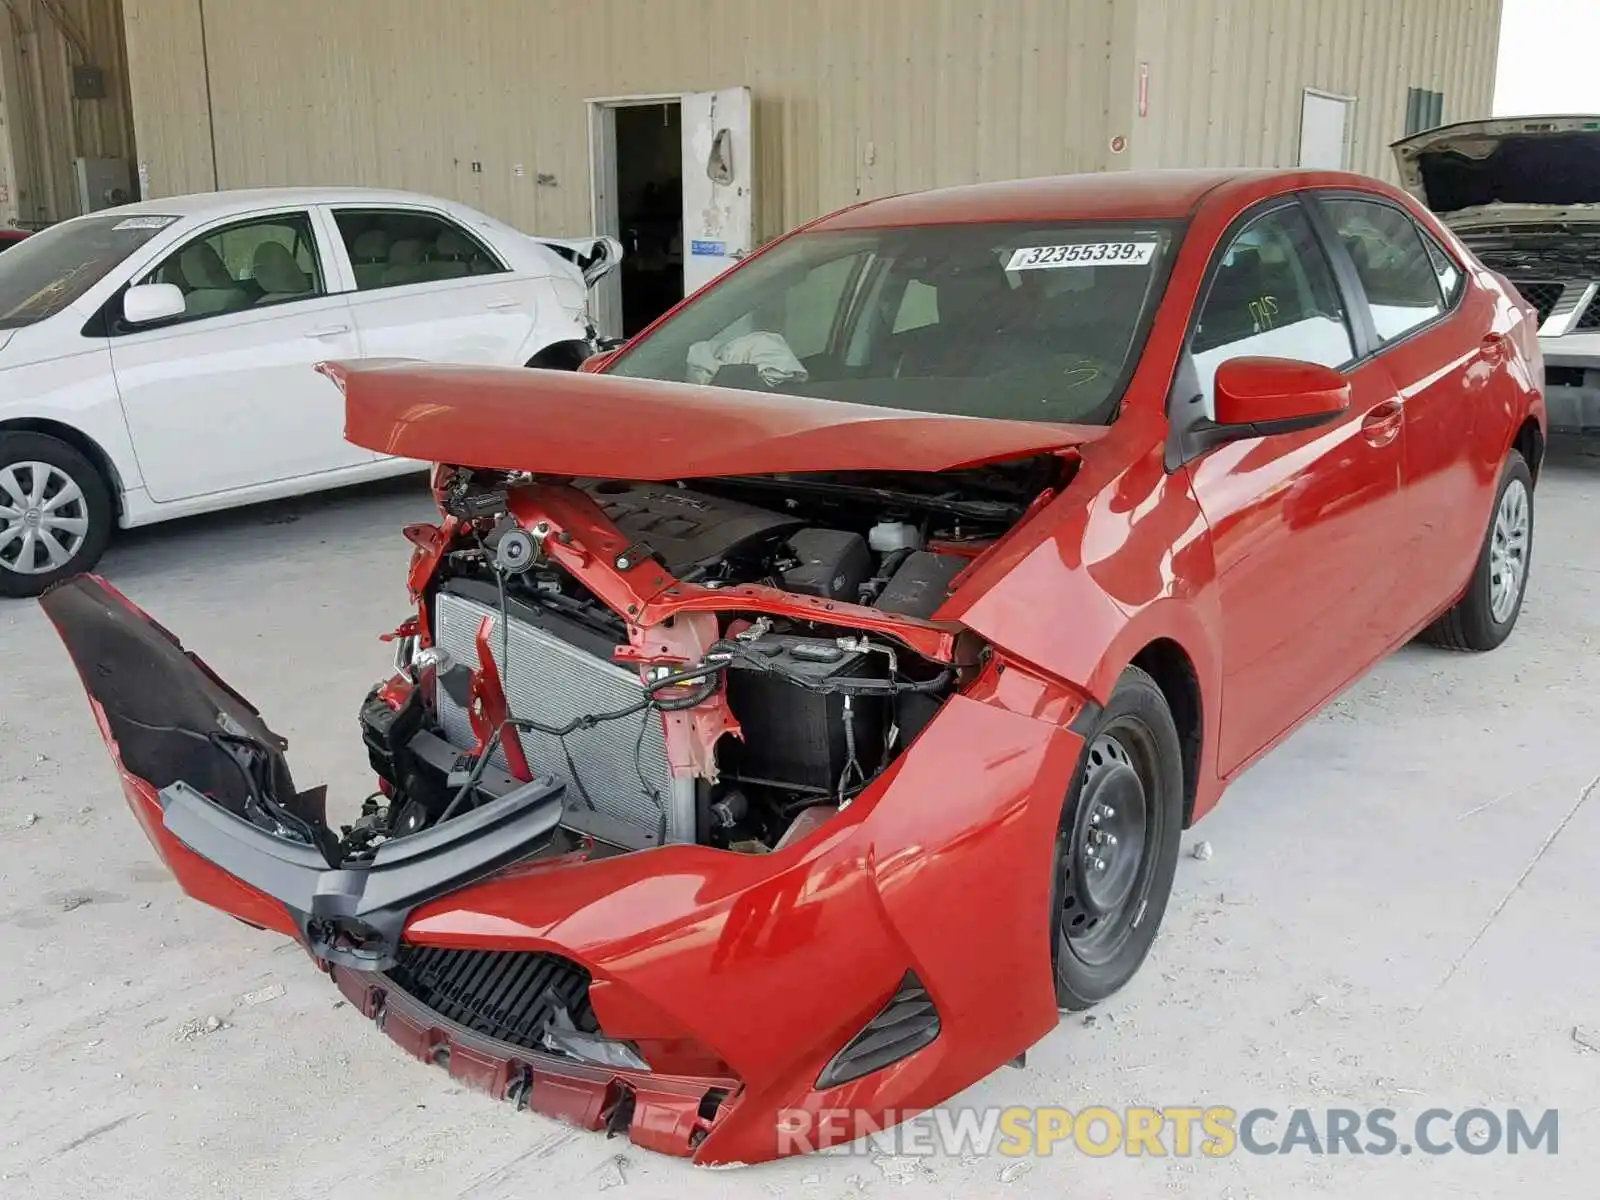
[320,359,1107,479]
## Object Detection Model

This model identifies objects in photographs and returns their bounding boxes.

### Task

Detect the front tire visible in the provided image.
[1420,449,1533,652]
[1051,665,1184,1011]
[0,432,113,599]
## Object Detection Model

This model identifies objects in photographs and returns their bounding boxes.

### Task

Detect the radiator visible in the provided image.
[432,589,691,844]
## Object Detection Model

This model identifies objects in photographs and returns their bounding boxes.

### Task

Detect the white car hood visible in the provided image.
[1392,115,1600,229]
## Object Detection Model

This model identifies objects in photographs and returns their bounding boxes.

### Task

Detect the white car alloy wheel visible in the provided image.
[0,460,92,576]
[1487,476,1530,625]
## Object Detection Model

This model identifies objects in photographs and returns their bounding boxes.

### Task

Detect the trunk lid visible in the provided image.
[1392,115,1600,225]
[320,359,1109,479]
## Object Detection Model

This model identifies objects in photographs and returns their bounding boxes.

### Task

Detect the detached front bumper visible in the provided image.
[42,575,1088,1165]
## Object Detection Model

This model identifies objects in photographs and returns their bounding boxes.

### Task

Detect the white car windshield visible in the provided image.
[0,214,178,330]
[606,221,1179,425]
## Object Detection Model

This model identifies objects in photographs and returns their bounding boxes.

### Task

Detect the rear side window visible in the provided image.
[1420,231,1465,306]
[1320,198,1446,343]
[1190,203,1355,410]
[332,209,505,291]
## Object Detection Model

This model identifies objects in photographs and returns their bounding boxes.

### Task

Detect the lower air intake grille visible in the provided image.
[386,945,599,1050]
[1511,280,1564,326]
[816,971,941,1090]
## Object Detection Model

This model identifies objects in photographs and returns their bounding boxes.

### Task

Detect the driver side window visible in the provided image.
[144,212,325,322]
[1191,203,1355,413]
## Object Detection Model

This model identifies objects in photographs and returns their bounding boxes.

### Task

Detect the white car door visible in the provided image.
[324,205,538,372]
[108,208,364,503]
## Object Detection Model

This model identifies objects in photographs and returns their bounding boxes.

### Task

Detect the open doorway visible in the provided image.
[590,98,684,339]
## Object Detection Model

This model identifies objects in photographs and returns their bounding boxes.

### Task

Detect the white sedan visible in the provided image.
[0,187,621,597]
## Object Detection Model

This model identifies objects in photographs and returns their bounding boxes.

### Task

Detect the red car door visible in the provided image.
[1181,198,1409,778]
[1313,194,1503,633]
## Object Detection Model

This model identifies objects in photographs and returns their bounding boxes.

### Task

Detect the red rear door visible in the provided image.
[1312,194,1520,633]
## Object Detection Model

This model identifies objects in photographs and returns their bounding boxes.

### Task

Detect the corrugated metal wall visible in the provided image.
[0,0,136,225]
[121,0,1500,240]
[1127,0,1502,179]
[120,0,213,199]
[124,0,1126,241]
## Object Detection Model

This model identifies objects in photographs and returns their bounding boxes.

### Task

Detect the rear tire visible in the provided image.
[1051,666,1184,1011]
[0,432,113,599]
[1420,450,1533,652]
[525,341,593,371]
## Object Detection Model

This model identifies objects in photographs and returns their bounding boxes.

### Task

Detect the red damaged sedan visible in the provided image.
[44,168,1543,1164]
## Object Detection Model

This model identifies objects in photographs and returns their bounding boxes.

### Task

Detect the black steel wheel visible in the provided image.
[1051,665,1183,1010]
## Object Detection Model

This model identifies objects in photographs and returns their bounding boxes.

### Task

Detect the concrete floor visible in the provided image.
[2,448,1596,1200]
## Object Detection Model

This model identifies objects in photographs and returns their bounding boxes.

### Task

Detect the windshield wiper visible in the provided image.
[711,474,1022,522]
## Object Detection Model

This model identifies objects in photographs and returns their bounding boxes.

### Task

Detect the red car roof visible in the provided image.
[810,168,1403,230]
[812,169,1272,229]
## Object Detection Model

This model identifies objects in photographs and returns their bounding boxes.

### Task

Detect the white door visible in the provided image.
[110,210,366,503]
[1298,90,1354,170]
[681,87,754,296]
[326,206,537,381]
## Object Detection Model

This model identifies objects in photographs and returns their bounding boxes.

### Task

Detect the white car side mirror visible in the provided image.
[123,282,187,325]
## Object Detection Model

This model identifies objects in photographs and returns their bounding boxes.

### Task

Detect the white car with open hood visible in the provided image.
[0,187,621,597]
[1394,114,1600,437]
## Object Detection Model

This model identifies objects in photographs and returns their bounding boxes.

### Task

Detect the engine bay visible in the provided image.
[342,458,1063,861]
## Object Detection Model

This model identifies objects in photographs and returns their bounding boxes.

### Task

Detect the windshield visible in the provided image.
[606,221,1179,424]
[0,214,178,329]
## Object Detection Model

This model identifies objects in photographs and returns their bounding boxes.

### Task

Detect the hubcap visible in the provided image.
[1488,477,1530,624]
[0,462,91,576]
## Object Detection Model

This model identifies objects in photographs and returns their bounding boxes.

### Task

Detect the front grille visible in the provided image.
[1511,280,1565,326]
[387,945,599,1050]
[1578,291,1600,331]
[816,971,941,1090]
[432,587,689,843]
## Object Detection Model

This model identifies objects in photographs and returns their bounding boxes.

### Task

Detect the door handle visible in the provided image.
[1479,333,1507,363]
[485,299,519,310]
[1360,397,1403,447]
[306,324,350,338]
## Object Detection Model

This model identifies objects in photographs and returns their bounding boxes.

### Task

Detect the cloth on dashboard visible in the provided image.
[686,331,809,387]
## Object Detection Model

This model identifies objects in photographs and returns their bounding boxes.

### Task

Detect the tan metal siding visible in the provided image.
[1,0,136,223]
[121,0,1502,239]
[122,0,214,198]
[127,0,1121,241]
[1130,0,1502,180]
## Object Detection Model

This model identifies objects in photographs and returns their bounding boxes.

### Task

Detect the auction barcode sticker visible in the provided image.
[113,216,178,231]
[1005,241,1158,270]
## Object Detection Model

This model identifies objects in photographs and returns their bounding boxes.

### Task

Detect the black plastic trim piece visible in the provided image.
[816,970,941,1091]
[160,772,566,972]
[1068,700,1105,737]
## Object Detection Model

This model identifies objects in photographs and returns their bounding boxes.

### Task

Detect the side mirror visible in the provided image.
[1213,356,1351,434]
[123,282,187,326]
